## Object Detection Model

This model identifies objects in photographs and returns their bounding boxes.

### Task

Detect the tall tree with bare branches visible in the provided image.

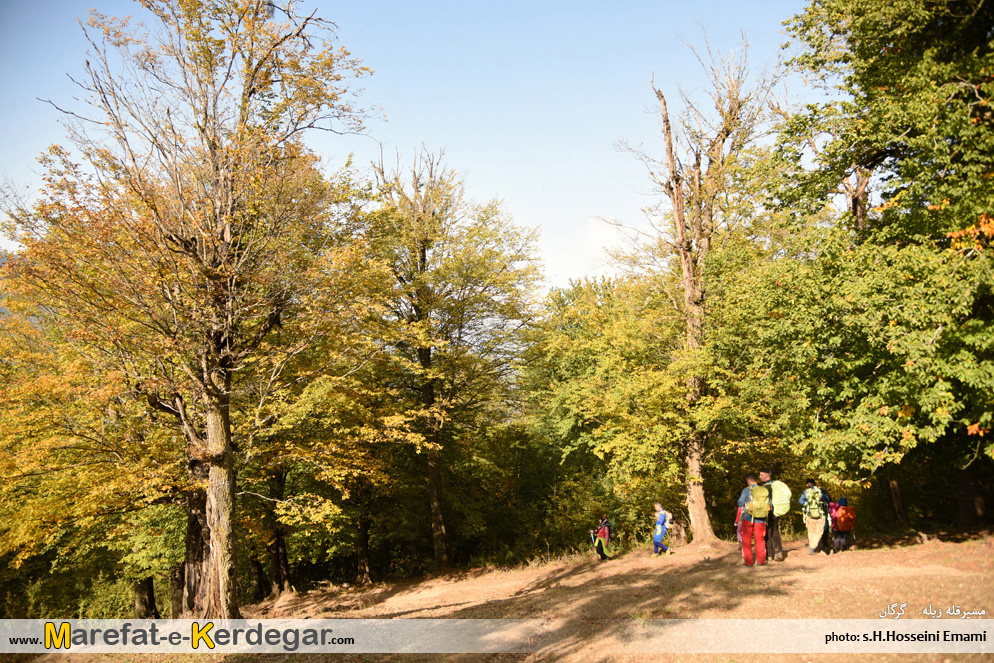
[625,42,774,544]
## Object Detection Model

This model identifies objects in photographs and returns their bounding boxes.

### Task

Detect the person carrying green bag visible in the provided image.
[761,468,791,562]
[735,474,771,567]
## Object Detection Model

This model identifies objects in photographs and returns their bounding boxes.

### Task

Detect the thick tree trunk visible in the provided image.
[351,477,374,585]
[169,563,184,618]
[356,511,372,585]
[135,577,161,619]
[195,395,241,618]
[427,445,450,568]
[684,430,717,545]
[681,317,717,544]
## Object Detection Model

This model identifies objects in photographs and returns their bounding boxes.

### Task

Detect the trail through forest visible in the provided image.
[26,532,992,663]
[245,534,993,625]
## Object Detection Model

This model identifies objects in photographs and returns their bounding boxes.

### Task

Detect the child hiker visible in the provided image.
[592,515,614,561]
[652,503,675,557]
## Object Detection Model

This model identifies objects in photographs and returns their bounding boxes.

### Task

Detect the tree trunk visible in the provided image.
[356,511,372,585]
[169,563,184,618]
[418,347,450,569]
[182,479,208,615]
[653,84,719,545]
[684,429,717,545]
[668,521,688,547]
[351,476,374,585]
[267,470,293,596]
[844,167,872,231]
[135,577,161,619]
[888,478,910,529]
[250,555,268,603]
[269,527,292,596]
[956,465,986,528]
[427,445,450,568]
[680,329,717,544]
[195,395,241,618]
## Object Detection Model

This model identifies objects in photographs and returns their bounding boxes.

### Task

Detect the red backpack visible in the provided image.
[834,506,856,532]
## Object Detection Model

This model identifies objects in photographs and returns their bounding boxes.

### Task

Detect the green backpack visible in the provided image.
[770,480,792,517]
[747,485,770,519]
[804,487,825,518]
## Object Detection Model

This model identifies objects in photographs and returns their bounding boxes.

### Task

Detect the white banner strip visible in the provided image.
[0,619,990,654]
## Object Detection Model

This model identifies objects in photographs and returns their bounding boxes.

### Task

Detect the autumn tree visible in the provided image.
[622,42,775,543]
[725,0,994,526]
[0,297,194,618]
[0,308,182,563]
[525,278,688,531]
[782,0,994,239]
[242,330,417,589]
[370,150,540,568]
[2,0,369,617]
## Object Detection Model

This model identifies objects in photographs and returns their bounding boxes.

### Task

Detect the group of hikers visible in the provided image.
[591,503,674,561]
[736,469,856,567]
[590,468,856,565]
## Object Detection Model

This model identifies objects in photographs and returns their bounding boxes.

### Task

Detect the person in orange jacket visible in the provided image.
[832,497,856,552]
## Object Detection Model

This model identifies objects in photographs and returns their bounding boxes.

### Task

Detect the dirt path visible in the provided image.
[248,535,993,623]
[18,533,994,663]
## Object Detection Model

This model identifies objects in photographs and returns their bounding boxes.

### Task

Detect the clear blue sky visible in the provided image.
[0,0,808,287]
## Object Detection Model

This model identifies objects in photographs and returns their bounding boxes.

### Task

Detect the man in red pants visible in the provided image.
[736,474,770,567]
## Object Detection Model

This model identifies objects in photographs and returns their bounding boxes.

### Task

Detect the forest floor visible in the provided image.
[19,531,994,663]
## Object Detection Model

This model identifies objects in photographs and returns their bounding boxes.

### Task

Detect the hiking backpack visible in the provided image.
[658,510,675,537]
[746,485,770,519]
[834,506,856,532]
[803,487,825,518]
[770,480,792,517]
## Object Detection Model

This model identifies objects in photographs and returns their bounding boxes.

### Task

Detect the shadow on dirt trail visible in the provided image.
[251,582,414,618]
[323,543,797,660]
[850,528,992,551]
[427,543,799,659]
[217,545,801,661]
